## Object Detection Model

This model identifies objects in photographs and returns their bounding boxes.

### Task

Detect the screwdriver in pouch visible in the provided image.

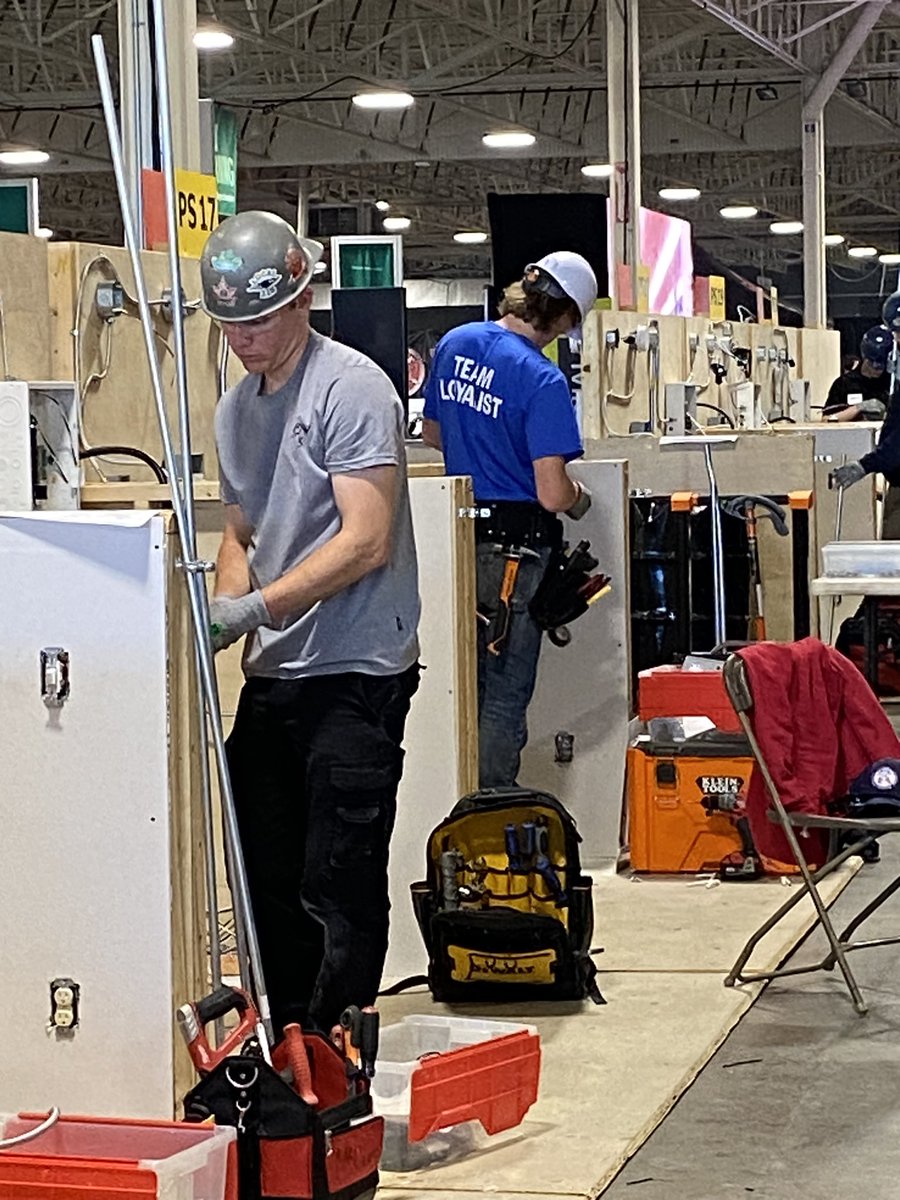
[534,822,567,905]
[505,823,524,872]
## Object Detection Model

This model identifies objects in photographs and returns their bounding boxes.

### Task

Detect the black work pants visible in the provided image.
[225,665,419,1035]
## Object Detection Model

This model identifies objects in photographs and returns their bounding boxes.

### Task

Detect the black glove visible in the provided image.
[832,461,867,491]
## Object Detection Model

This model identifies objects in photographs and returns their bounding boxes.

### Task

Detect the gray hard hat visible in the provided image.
[200,210,324,322]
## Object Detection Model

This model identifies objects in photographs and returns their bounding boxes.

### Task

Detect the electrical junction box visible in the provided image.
[732,380,760,429]
[0,380,79,511]
[664,382,698,437]
[29,381,80,509]
[789,378,811,424]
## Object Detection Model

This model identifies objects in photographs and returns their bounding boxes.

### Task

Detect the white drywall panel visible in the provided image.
[385,476,476,982]
[520,460,631,867]
[0,513,175,1117]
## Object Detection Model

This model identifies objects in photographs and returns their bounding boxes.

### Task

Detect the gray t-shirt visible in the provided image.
[215,330,420,679]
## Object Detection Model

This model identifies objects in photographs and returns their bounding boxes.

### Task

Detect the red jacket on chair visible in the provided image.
[738,638,900,861]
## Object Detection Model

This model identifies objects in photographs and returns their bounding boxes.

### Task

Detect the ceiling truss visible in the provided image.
[1,0,899,276]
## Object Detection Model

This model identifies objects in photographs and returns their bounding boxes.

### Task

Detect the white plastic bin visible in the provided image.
[821,541,900,578]
[371,1015,539,1172]
[0,1113,235,1200]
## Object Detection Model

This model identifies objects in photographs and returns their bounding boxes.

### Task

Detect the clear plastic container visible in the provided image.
[0,1113,235,1200]
[821,541,900,578]
[371,1015,539,1173]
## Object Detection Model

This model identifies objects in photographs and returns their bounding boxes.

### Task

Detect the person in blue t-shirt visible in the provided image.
[422,251,598,786]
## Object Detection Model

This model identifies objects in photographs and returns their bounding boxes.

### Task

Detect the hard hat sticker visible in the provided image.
[247,268,282,300]
[212,276,237,306]
[284,246,308,279]
[211,249,243,273]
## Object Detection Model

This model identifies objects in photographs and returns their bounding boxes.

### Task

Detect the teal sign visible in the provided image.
[0,179,37,233]
[214,106,238,217]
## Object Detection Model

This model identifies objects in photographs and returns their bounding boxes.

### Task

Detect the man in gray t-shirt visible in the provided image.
[201,210,420,1036]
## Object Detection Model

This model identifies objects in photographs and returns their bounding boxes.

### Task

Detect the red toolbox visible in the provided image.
[638,664,740,732]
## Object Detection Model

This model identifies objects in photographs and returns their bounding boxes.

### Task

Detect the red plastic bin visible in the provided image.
[638,664,740,732]
[0,1112,235,1200]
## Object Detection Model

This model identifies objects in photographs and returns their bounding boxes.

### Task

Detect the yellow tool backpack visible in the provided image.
[409,788,604,1004]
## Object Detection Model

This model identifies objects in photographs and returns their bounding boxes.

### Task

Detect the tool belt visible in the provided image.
[184,1035,381,1200]
[475,500,563,551]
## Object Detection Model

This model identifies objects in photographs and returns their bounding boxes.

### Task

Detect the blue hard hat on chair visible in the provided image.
[847,758,900,815]
[860,325,892,370]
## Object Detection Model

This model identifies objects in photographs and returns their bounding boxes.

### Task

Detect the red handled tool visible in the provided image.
[176,985,260,1076]
[282,1023,319,1106]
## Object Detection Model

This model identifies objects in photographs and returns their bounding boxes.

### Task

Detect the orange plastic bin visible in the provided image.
[0,1112,235,1200]
[371,1016,541,1172]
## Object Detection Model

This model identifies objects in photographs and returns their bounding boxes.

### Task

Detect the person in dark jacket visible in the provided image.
[832,305,900,537]
[823,325,891,423]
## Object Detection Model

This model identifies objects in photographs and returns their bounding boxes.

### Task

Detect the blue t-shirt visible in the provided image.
[422,321,583,501]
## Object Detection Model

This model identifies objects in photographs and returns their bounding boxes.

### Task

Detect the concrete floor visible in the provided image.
[603,839,900,1200]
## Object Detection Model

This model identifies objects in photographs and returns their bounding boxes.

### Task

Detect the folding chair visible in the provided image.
[722,651,900,1015]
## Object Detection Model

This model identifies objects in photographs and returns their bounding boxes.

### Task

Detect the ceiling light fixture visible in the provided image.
[719,204,758,219]
[755,85,778,101]
[658,186,701,201]
[581,163,614,179]
[352,91,414,110]
[482,131,536,149]
[374,200,391,212]
[823,233,845,246]
[0,148,49,166]
[769,220,804,235]
[34,226,53,239]
[453,231,488,244]
[313,261,328,274]
[848,245,878,258]
[193,28,234,50]
[879,253,900,265]
[383,216,411,231]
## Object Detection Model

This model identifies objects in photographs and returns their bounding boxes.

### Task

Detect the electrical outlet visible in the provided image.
[95,281,125,320]
[49,977,80,1032]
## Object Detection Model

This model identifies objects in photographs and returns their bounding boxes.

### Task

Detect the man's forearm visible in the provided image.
[215,538,252,598]
[261,528,388,626]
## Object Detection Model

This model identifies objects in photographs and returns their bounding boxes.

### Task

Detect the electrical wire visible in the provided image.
[0,291,10,380]
[72,254,181,478]
[696,402,736,429]
[33,418,72,485]
[79,445,167,483]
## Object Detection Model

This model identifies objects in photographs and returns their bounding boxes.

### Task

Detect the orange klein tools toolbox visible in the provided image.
[627,730,755,873]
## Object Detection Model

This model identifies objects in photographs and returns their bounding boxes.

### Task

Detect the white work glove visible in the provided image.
[566,481,592,521]
[858,398,886,419]
[209,591,271,652]
[832,461,867,491]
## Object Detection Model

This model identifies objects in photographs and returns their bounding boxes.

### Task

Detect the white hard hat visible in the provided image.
[524,251,598,342]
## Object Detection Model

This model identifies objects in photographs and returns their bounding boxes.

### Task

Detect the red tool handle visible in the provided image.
[177,986,259,1076]
[283,1023,318,1106]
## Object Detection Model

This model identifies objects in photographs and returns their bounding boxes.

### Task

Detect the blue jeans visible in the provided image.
[476,543,551,788]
